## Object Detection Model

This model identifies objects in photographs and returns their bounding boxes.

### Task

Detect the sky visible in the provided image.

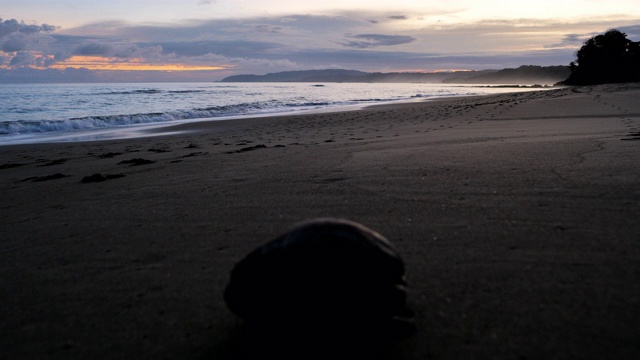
[1,0,639,82]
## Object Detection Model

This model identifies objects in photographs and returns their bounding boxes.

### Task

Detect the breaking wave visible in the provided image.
[95,89,207,96]
[0,101,333,135]
[0,82,501,140]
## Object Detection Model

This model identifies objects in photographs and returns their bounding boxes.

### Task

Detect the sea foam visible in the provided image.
[0,82,533,141]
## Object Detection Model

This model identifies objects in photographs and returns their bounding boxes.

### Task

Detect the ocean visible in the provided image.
[0,82,539,145]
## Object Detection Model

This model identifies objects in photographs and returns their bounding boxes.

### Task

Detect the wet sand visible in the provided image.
[1,83,639,359]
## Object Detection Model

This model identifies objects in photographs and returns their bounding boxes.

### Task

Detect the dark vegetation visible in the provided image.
[562,29,640,85]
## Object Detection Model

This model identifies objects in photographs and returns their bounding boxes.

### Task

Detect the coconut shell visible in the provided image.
[224,218,414,343]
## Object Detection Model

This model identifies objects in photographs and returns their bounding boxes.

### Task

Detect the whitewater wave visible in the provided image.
[94,89,207,96]
[0,82,493,138]
[0,101,332,135]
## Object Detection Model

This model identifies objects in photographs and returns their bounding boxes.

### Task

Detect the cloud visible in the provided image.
[341,34,417,48]
[544,24,640,50]
[0,18,61,68]
[194,53,299,73]
[3,12,636,80]
[543,33,589,49]
[252,24,284,34]
[2,32,29,52]
[0,53,10,65]
[113,44,164,59]
[4,50,56,68]
[138,40,274,61]
[1,18,58,53]
[0,18,57,38]
[618,24,640,40]
[561,34,585,44]
[0,67,100,83]
[73,42,114,56]
[8,51,36,67]
[69,41,164,60]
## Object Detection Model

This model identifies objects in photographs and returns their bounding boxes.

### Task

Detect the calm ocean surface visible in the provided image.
[0,82,539,145]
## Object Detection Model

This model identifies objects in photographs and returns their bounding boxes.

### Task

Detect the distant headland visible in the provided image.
[220,65,571,85]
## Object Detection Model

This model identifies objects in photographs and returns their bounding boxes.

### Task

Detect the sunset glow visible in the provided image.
[1,0,639,82]
[47,56,229,72]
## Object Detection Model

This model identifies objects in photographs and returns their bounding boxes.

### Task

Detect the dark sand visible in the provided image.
[1,83,639,359]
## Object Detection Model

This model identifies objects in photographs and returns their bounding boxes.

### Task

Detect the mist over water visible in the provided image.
[0,82,539,144]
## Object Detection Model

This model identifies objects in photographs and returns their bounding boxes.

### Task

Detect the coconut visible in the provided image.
[224,218,415,355]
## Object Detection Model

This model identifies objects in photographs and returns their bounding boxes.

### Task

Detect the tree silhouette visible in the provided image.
[563,29,640,85]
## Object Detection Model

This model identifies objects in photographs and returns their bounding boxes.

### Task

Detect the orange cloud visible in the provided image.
[49,56,228,71]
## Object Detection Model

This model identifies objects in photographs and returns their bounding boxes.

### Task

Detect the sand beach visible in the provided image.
[1,83,639,359]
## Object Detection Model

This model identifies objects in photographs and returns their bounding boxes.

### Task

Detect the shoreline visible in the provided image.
[0,85,553,147]
[1,83,639,359]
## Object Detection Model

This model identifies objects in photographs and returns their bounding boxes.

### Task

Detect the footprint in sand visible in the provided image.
[118,158,156,166]
[96,152,123,159]
[21,173,70,182]
[228,144,268,154]
[37,159,67,167]
[0,163,26,170]
[621,132,640,141]
[181,152,208,158]
[148,148,171,153]
[81,173,126,183]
